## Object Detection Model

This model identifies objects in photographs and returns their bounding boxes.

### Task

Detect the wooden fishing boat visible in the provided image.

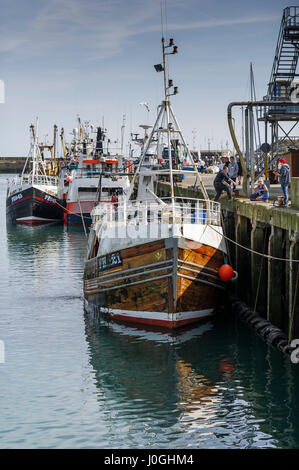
[84,197,227,328]
[83,36,234,329]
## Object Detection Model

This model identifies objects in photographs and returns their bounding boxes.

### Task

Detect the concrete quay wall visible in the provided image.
[157,181,299,340]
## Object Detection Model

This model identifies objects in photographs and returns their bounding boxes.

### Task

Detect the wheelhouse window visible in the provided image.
[78,187,98,193]
[101,187,124,196]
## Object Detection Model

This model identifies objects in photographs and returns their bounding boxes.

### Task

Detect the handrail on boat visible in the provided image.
[91,196,221,226]
[8,174,59,187]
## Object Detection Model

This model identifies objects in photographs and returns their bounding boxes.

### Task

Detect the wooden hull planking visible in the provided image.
[84,237,225,329]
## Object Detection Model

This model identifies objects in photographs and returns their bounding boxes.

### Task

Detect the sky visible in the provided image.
[0,0,294,156]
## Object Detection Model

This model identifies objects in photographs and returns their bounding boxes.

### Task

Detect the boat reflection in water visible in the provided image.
[84,315,221,435]
[84,313,279,448]
[84,311,299,448]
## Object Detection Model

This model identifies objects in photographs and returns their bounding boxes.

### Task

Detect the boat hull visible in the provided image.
[66,201,95,227]
[6,186,63,225]
[84,237,225,329]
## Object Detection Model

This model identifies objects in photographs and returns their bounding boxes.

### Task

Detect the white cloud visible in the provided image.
[0,0,280,62]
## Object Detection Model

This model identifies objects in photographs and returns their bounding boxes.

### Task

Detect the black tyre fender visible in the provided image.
[254,320,272,332]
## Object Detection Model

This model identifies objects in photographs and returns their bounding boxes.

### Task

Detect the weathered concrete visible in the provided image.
[291,177,299,209]
[0,157,27,173]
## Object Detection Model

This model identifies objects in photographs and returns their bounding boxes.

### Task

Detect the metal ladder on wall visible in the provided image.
[256,7,299,179]
[267,6,299,99]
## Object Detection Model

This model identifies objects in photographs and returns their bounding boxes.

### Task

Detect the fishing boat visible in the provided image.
[58,122,130,227]
[6,120,63,225]
[83,36,235,329]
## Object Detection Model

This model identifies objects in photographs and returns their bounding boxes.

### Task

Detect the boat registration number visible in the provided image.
[98,251,122,272]
[11,193,23,203]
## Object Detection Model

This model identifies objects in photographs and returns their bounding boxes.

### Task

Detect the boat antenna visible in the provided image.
[121,114,126,155]
[126,33,209,202]
[32,117,39,179]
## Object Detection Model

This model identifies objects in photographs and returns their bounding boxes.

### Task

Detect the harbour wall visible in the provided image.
[0,157,27,173]
[157,179,299,340]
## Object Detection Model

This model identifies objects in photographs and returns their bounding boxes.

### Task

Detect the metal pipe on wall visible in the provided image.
[227,100,292,194]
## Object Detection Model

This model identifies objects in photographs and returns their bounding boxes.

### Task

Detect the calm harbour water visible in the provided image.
[0,174,299,449]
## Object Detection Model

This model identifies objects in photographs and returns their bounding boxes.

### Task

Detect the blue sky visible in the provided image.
[0,0,293,156]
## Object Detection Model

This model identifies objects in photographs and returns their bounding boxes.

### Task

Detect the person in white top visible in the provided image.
[219,156,229,170]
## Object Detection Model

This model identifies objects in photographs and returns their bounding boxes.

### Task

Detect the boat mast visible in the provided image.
[60,128,66,159]
[121,114,126,155]
[126,35,209,202]
[31,117,39,180]
[162,36,175,209]
[53,124,57,172]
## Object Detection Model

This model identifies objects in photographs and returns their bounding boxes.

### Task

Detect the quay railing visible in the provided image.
[8,174,59,190]
[69,169,127,179]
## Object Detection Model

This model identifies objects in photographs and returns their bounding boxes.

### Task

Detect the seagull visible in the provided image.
[139,101,150,112]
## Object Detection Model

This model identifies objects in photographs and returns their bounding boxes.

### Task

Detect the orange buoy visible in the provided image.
[218,264,234,281]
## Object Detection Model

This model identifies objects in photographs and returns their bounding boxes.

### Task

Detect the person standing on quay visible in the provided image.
[228,156,239,186]
[213,165,237,201]
[274,158,290,206]
[237,156,243,185]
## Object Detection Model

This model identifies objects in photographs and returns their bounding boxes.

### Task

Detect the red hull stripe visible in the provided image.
[34,196,58,205]
[17,220,54,225]
[107,313,214,329]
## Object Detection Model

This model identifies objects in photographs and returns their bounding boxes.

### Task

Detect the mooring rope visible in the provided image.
[210,220,299,263]
[78,199,88,237]
[55,200,92,221]
[253,231,267,312]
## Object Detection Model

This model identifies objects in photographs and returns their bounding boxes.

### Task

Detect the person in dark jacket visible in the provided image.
[213,166,237,201]
[274,158,291,205]
[237,157,243,184]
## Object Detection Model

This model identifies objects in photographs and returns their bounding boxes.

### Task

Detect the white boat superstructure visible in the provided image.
[89,196,226,258]
[57,123,131,226]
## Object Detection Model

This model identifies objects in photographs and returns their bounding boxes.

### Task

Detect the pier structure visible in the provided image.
[157,178,299,341]
[0,157,27,173]
[261,5,299,173]
[228,7,299,195]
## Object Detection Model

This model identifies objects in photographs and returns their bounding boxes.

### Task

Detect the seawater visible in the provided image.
[0,174,299,449]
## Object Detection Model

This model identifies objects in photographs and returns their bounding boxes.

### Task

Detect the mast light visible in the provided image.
[154,64,164,72]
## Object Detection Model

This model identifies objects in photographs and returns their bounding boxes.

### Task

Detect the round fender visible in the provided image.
[238,304,249,315]
[243,315,256,324]
[254,319,271,331]
[244,312,257,323]
[259,325,273,338]
[263,328,282,342]
[282,344,294,355]
[267,330,287,346]
[232,301,244,312]
[276,339,288,352]
[249,315,264,325]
